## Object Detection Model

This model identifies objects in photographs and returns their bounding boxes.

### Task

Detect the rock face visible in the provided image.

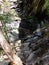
[0,1,49,65]
[19,33,49,65]
[5,18,49,65]
[5,20,21,43]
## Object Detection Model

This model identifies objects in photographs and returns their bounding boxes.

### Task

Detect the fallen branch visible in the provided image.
[0,29,23,65]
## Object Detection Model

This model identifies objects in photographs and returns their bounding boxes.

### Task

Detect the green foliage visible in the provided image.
[0,4,1,10]
[0,1,15,41]
[46,6,49,16]
[43,0,49,16]
[4,1,10,7]
[0,49,3,55]
[0,13,14,23]
[0,12,14,41]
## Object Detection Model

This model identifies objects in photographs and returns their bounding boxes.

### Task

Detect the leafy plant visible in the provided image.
[0,13,14,23]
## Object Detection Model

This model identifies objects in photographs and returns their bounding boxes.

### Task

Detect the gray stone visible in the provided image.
[6,21,20,29]
[0,60,10,65]
[7,32,19,43]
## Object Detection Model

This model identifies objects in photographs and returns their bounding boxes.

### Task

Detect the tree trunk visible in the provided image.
[0,29,23,65]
